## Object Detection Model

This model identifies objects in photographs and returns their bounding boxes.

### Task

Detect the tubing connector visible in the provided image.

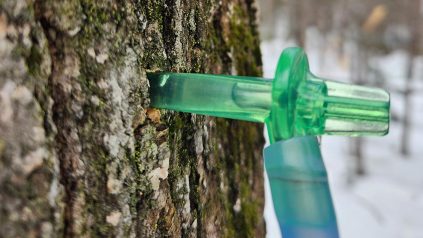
[148,47,390,143]
[267,48,389,143]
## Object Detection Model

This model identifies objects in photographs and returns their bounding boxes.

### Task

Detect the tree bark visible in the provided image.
[0,0,265,237]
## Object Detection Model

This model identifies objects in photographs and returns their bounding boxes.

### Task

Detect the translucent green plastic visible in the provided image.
[147,47,390,238]
[264,136,339,238]
[149,47,390,143]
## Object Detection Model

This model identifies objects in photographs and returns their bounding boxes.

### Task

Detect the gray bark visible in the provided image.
[0,0,265,237]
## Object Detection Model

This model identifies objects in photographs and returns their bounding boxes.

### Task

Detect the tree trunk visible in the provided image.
[0,1,265,237]
[349,44,366,176]
[401,53,414,156]
[400,0,420,157]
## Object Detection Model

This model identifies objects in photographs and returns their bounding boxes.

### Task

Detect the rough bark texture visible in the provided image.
[0,0,265,237]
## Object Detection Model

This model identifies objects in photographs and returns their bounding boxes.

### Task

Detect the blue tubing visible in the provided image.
[264,136,339,238]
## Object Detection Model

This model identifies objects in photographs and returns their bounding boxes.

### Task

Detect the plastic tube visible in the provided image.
[264,136,339,238]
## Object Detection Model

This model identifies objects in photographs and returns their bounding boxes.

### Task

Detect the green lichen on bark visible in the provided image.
[0,0,265,237]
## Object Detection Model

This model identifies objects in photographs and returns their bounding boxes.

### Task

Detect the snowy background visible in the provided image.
[257,1,423,237]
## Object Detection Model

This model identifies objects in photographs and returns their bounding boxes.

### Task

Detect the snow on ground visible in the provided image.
[261,32,423,238]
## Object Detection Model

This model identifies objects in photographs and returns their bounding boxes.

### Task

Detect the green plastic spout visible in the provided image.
[148,47,389,143]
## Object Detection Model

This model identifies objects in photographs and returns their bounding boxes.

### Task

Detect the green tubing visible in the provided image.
[148,47,390,143]
[264,136,339,238]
